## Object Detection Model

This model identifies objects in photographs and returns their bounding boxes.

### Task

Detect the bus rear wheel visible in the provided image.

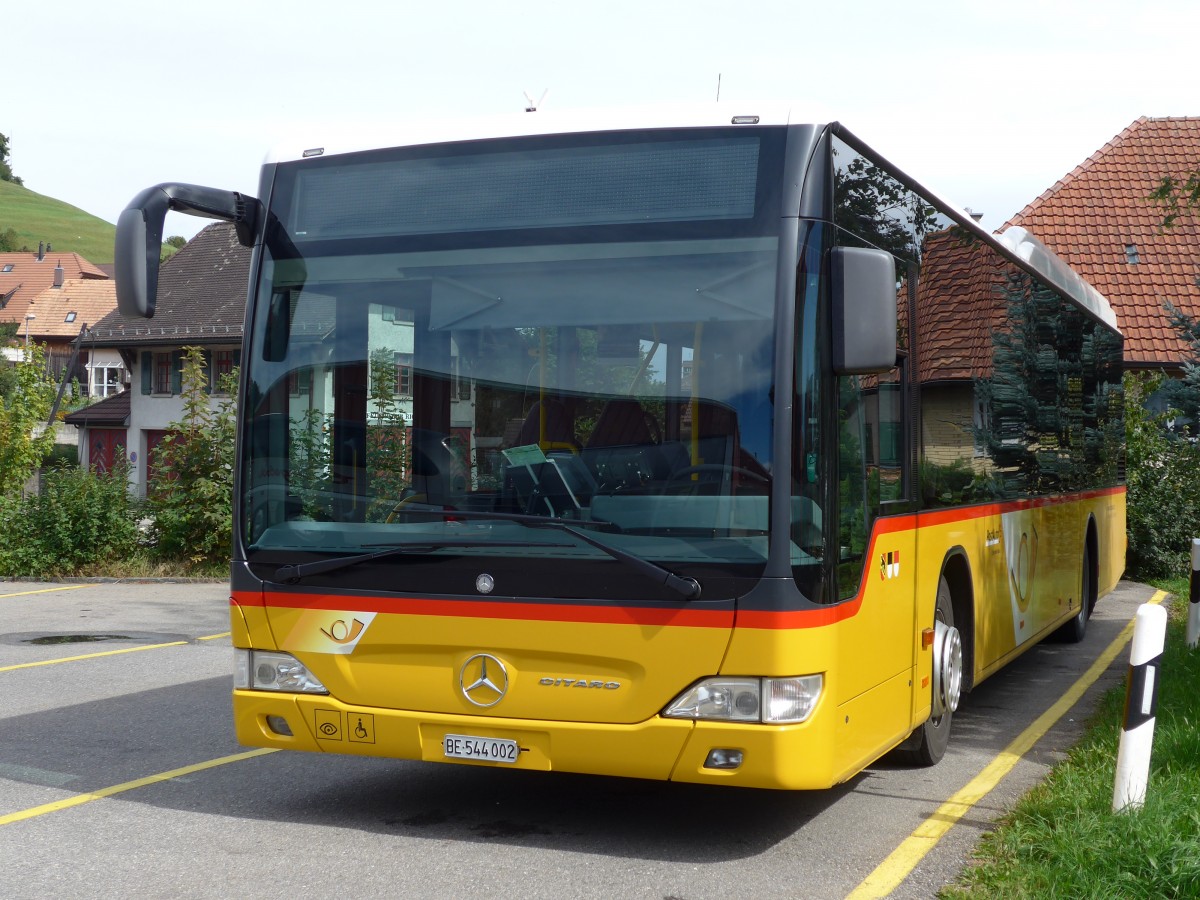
[1053,543,1093,644]
[897,576,962,766]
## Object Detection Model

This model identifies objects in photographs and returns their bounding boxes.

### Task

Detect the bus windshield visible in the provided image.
[240,129,787,599]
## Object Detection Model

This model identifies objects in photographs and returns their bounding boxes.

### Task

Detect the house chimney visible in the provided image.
[53,263,64,288]
[37,241,44,261]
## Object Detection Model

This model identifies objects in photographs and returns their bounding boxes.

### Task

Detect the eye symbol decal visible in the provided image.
[321,618,366,645]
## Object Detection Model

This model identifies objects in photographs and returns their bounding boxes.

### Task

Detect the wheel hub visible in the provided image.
[932,619,963,717]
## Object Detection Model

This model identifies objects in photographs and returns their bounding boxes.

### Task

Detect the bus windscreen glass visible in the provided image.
[240,129,791,601]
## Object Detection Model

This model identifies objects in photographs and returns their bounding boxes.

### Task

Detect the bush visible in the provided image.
[144,347,237,567]
[1123,372,1200,580]
[0,459,141,577]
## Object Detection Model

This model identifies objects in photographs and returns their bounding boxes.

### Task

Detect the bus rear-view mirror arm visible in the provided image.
[115,183,261,318]
[830,246,897,375]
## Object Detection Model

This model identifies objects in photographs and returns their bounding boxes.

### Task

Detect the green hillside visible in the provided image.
[0,178,116,265]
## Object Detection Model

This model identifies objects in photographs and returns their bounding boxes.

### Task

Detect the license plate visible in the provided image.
[442,733,520,764]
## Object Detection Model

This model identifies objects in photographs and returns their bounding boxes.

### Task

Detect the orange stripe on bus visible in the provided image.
[233,486,1123,630]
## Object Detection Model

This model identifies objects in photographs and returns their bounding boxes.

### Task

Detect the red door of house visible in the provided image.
[88,429,127,475]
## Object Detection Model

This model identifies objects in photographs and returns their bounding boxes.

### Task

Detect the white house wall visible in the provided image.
[124,351,239,497]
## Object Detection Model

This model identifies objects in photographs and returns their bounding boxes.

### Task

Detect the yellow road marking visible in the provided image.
[847,590,1168,899]
[0,749,277,826]
[197,632,231,641]
[0,585,91,599]
[0,641,188,672]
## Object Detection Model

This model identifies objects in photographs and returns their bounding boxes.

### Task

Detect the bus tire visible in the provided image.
[1053,542,1093,644]
[896,576,962,766]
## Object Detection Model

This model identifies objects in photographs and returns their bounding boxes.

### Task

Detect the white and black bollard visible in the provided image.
[1112,603,1167,813]
[1189,539,1200,650]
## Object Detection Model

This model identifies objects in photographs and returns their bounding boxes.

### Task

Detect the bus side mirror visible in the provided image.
[114,183,260,318]
[830,246,897,375]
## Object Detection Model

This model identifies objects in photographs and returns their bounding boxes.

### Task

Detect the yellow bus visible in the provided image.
[115,107,1124,789]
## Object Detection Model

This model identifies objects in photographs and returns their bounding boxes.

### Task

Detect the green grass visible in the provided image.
[0,178,116,264]
[943,576,1200,899]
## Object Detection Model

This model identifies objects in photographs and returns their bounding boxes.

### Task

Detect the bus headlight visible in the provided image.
[663,675,822,724]
[234,649,328,694]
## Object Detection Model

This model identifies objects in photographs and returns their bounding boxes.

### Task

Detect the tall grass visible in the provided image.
[944,582,1200,898]
[0,178,116,264]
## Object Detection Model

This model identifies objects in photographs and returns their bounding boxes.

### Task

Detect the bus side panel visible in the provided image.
[938,489,1126,687]
[1092,488,1126,598]
[721,520,918,787]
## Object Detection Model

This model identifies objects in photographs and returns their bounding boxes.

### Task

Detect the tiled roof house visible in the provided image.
[0,246,109,326]
[1005,116,1200,371]
[70,223,250,488]
[25,278,117,341]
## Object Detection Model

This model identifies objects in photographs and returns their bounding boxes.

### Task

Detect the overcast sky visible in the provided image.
[4,0,1199,241]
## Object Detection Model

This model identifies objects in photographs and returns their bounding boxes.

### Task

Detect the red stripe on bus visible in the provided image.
[235,590,734,628]
[232,485,1123,631]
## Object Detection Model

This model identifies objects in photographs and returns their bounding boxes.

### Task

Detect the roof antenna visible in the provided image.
[524,90,548,112]
[716,73,722,103]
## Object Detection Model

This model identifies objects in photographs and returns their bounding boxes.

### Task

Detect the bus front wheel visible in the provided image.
[897,576,962,766]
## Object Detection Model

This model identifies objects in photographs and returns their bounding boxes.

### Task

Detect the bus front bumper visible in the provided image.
[233,691,844,790]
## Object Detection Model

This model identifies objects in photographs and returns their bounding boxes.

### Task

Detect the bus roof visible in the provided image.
[265,107,1118,333]
[263,104,803,165]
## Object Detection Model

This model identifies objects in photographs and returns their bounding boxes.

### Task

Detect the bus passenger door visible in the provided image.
[832,353,917,752]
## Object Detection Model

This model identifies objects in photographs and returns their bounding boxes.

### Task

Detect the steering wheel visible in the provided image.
[663,464,770,495]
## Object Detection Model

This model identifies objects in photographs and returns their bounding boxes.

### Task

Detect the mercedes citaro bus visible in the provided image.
[114,106,1124,789]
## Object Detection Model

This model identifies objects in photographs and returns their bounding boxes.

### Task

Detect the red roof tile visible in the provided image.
[23,279,117,339]
[0,250,109,326]
[1006,116,1200,369]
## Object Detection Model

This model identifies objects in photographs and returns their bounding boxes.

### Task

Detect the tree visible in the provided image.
[0,345,58,497]
[159,235,188,262]
[365,346,410,519]
[0,131,23,185]
[1123,371,1200,579]
[1149,172,1200,228]
[145,346,238,566]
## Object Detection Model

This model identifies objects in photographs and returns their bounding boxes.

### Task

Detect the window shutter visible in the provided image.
[201,350,213,394]
[171,350,184,395]
[141,352,152,395]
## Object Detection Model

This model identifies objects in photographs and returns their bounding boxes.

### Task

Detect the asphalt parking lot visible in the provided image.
[0,578,1164,899]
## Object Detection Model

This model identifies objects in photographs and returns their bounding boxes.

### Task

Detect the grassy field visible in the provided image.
[943,576,1200,898]
[0,178,116,264]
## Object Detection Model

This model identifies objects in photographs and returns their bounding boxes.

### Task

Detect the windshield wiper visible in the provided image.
[382,508,702,599]
[271,510,702,599]
[528,519,702,599]
[272,540,559,584]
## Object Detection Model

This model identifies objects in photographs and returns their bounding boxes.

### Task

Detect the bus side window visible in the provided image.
[835,375,870,600]
[835,356,905,600]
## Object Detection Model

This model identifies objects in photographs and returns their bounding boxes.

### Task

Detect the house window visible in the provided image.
[394,353,413,397]
[65,311,77,323]
[2,264,13,273]
[1125,243,1140,264]
[154,352,173,394]
[213,349,236,391]
[91,365,124,398]
[288,368,313,396]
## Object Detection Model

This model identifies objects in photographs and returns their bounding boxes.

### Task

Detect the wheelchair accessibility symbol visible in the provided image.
[349,713,375,744]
